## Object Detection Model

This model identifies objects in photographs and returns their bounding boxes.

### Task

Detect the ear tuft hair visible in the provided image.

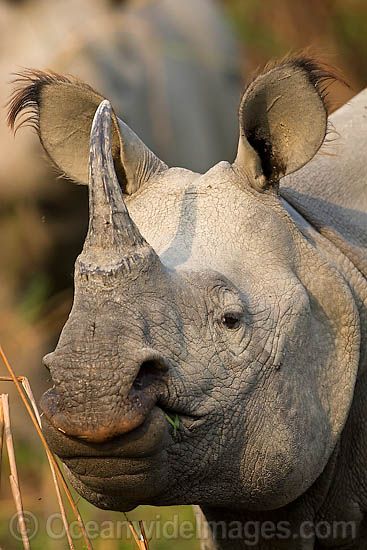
[243,55,348,123]
[236,54,348,189]
[7,68,168,193]
[279,56,347,111]
[7,69,97,134]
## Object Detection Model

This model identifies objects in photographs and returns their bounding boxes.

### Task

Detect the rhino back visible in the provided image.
[281,89,367,276]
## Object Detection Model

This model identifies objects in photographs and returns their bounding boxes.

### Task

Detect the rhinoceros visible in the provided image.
[8,56,367,549]
[1,0,242,444]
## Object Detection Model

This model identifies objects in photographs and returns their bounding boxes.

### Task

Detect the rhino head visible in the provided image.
[8,58,360,513]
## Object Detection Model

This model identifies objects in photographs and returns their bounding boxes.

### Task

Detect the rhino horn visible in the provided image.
[80,100,155,273]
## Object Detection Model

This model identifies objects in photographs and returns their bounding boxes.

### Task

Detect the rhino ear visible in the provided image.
[234,57,339,192]
[7,70,167,194]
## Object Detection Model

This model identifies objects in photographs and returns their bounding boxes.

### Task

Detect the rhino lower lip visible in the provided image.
[64,455,164,481]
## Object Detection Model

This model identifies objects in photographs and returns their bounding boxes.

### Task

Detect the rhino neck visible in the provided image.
[200,447,342,550]
[281,188,367,279]
[280,89,367,280]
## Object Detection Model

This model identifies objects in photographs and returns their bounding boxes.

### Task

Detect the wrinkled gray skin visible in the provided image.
[11,59,367,549]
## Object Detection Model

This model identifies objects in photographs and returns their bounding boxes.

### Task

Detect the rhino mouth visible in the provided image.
[40,370,199,470]
[41,394,202,493]
[41,403,201,502]
[42,406,169,478]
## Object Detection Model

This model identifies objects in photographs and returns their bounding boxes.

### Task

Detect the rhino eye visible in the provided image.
[222,312,242,330]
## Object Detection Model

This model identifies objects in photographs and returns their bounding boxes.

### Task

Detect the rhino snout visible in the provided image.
[40,349,169,444]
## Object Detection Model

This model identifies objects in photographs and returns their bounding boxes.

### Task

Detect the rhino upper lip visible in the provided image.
[41,405,170,461]
[40,360,170,443]
[40,387,157,443]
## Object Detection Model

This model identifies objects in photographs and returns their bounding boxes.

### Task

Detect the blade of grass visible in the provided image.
[0,398,4,488]
[20,378,42,427]
[128,523,143,549]
[0,345,92,550]
[1,394,30,550]
[123,513,149,550]
[19,376,75,550]
[129,523,147,550]
[0,377,42,428]
[164,412,180,436]
[0,347,147,550]
[139,520,149,548]
[44,451,75,550]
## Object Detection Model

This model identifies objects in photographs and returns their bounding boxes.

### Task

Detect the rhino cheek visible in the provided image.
[239,385,331,510]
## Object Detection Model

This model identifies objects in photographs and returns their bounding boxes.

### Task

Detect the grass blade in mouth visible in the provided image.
[164,412,180,436]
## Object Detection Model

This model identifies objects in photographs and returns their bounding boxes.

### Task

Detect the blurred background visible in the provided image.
[0,0,366,548]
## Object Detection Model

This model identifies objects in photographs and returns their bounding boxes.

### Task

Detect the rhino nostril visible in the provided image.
[133,359,168,390]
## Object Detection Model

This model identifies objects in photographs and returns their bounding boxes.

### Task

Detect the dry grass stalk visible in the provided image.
[122,512,149,550]
[0,398,3,487]
[20,377,42,427]
[1,393,30,550]
[127,521,149,550]
[0,345,150,550]
[21,375,75,549]
[0,374,74,548]
[139,520,149,548]
[0,346,90,549]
